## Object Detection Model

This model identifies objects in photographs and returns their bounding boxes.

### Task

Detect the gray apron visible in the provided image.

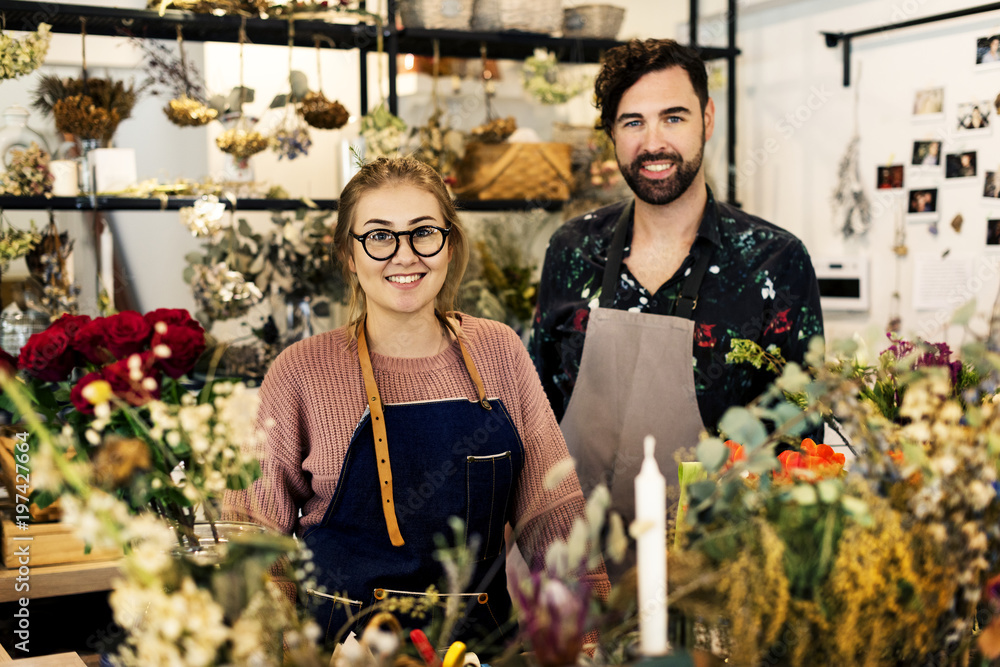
[560,200,711,548]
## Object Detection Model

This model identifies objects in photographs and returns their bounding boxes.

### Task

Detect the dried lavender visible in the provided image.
[125,31,208,103]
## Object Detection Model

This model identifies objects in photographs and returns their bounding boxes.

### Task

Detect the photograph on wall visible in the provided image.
[907,188,939,222]
[913,87,945,120]
[912,140,943,168]
[986,171,1000,199]
[956,101,992,134]
[945,151,977,179]
[877,165,905,189]
[977,34,1000,67]
[988,219,1000,246]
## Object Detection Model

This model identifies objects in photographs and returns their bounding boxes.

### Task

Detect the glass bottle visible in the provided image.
[0,105,50,166]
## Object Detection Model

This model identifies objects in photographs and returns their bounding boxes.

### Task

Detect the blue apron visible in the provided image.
[303,316,525,655]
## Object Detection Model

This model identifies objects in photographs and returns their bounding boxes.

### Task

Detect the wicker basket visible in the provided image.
[470,0,563,34]
[552,122,598,168]
[454,142,573,201]
[399,0,474,30]
[562,4,625,39]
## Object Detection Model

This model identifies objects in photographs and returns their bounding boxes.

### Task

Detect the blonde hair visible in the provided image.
[335,156,469,328]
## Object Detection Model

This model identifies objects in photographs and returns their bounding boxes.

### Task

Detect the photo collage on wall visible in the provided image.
[879,38,1000,241]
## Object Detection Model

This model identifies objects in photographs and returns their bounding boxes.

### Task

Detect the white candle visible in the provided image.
[49,159,79,196]
[635,434,668,656]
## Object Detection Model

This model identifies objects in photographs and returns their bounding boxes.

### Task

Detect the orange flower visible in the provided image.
[774,438,845,484]
[724,440,745,470]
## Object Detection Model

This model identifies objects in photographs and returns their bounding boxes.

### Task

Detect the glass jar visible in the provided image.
[0,105,50,166]
[0,306,49,357]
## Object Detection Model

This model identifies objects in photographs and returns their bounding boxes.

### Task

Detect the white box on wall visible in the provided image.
[90,148,137,193]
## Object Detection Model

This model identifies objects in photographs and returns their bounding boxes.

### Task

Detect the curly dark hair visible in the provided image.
[594,39,709,137]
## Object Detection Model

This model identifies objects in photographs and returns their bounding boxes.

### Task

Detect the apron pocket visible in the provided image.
[465,451,513,561]
[306,589,363,644]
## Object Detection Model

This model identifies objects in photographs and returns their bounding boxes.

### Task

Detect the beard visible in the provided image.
[618,143,705,206]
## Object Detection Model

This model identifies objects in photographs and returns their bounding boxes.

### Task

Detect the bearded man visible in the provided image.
[529,39,824,548]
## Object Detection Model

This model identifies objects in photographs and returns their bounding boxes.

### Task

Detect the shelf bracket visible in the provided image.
[822,2,1000,87]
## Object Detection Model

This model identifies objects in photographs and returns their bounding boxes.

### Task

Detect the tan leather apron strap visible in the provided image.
[356,313,493,546]
[357,321,406,547]
[440,312,491,411]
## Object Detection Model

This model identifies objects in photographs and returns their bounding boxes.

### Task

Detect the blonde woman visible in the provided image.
[229,156,608,654]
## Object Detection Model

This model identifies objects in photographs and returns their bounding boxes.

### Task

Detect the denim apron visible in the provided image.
[560,201,710,576]
[304,316,525,654]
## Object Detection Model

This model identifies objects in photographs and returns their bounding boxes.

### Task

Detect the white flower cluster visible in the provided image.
[147,382,266,498]
[179,195,228,238]
[0,23,51,80]
[109,577,230,667]
[190,261,264,320]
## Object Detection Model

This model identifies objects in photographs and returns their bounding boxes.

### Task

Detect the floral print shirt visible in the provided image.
[529,188,825,435]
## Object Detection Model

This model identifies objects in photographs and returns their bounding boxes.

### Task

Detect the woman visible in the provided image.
[229,157,609,653]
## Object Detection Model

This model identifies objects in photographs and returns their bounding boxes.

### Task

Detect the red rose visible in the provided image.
[104,311,152,359]
[103,353,161,406]
[70,371,105,416]
[144,308,201,333]
[72,317,113,366]
[18,328,75,382]
[0,350,17,378]
[49,314,92,339]
[151,324,206,379]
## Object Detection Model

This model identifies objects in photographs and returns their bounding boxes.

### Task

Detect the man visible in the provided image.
[529,39,824,534]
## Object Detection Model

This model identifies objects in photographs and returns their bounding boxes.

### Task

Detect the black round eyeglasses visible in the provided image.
[351,225,451,261]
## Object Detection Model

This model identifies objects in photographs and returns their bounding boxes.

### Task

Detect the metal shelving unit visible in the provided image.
[0,0,741,205]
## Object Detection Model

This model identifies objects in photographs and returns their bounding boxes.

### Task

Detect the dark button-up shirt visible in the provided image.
[529,188,825,434]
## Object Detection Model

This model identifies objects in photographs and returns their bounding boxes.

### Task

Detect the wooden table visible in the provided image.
[0,648,88,665]
[0,559,121,603]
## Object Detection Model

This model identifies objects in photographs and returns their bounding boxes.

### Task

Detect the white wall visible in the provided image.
[3,0,999,352]
[729,0,1000,351]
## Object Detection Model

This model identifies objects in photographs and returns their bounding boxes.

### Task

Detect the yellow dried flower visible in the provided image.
[215,127,268,161]
[164,96,218,127]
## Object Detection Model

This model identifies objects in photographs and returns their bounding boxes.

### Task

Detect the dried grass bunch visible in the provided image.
[33,75,143,144]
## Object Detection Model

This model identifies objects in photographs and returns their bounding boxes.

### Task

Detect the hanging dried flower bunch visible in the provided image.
[0,220,42,270]
[127,30,218,127]
[52,95,121,143]
[410,108,463,179]
[299,91,349,130]
[24,221,80,319]
[0,22,52,80]
[165,96,218,126]
[216,123,269,161]
[470,116,517,144]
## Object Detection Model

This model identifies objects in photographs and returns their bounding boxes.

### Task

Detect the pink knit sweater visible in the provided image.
[225,314,609,594]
